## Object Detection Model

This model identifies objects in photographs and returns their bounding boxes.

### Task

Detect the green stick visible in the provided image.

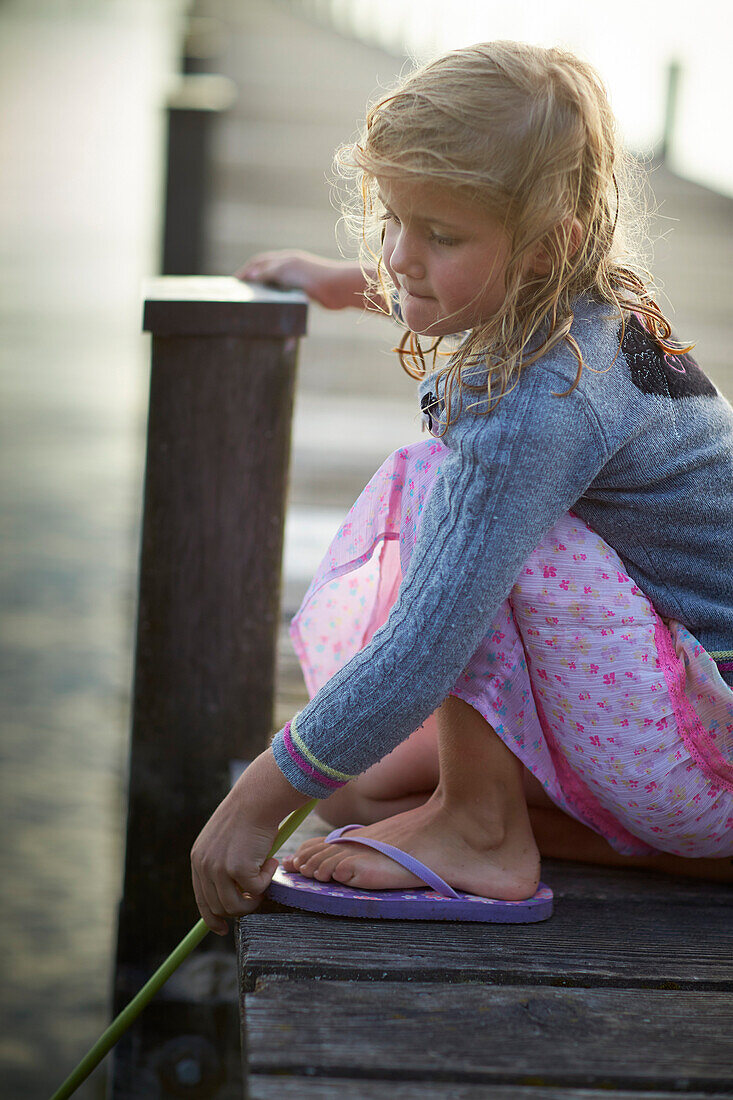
[50,798,319,1100]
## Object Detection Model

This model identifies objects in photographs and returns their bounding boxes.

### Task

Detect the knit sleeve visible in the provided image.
[271,368,610,797]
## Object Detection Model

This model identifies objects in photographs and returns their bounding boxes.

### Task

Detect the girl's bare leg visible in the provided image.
[283,695,541,900]
[527,803,733,882]
[315,714,440,827]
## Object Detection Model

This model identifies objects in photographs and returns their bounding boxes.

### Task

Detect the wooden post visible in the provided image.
[110,277,307,1098]
[161,76,236,276]
[182,17,224,74]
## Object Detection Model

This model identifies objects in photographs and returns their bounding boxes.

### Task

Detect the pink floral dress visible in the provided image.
[291,441,733,858]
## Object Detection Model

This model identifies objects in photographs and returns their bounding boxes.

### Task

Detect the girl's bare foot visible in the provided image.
[282,793,541,901]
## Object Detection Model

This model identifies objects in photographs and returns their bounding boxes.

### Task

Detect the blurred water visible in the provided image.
[0,2,186,1096]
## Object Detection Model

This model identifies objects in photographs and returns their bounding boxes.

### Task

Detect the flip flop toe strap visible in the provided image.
[325,824,461,899]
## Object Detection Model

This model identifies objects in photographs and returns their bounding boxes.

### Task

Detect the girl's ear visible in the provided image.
[529,217,584,275]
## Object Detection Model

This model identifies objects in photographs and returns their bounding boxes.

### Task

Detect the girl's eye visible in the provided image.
[430,232,457,247]
[379,211,456,246]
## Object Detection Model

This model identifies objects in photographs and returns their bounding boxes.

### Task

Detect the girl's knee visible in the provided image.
[318,782,435,827]
[317,785,364,827]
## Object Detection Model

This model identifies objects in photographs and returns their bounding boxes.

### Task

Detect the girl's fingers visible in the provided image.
[234,253,311,291]
[234,264,265,281]
[237,267,285,287]
[253,857,279,893]
[192,860,245,933]
[191,867,229,936]
[192,857,279,934]
[227,860,280,918]
[233,252,282,281]
[215,876,262,919]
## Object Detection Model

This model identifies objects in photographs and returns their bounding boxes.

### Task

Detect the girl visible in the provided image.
[192,41,733,933]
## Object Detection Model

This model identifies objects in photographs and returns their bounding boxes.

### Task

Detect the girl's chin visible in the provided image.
[400,295,466,338]
[401,295,441,333]
[409,317,463,338]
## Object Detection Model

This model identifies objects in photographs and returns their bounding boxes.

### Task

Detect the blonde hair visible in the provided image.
[334,41,691,424]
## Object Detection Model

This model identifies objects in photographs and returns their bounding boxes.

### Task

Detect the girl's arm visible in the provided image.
[234,250,387,312]
[270,365,611,801]
[190,747,311,934]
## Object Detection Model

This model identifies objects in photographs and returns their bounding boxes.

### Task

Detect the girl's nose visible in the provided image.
[388,230,425,280]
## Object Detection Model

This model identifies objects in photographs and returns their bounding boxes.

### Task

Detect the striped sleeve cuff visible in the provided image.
[271,714,358,798]
[710,649,733,672]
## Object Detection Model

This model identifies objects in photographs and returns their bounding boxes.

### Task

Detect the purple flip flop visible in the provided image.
[266,824,553,922]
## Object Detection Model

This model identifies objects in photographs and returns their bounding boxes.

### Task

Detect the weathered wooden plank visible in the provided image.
[245,980,733,1089]
[248,1081,721,1100]
[543,861,733,906]
[240,899,733,990]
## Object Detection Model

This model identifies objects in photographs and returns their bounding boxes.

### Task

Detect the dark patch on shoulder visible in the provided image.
[621,314,716,398]
[420,390,443,434]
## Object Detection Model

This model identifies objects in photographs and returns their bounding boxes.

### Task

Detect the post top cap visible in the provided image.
[166,73,237,112]
[143,277,308,337]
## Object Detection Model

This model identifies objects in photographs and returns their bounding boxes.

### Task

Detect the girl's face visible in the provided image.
[379,178,516,337]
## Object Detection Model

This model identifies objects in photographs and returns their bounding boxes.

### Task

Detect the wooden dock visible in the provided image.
[238,856,732,1096]
[236,818,733,1097]
[197,0,733,1096]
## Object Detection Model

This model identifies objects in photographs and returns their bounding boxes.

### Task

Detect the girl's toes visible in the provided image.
[282,851,309,871]
[312,851,346,881]
[330,858,358,886]
[289,838,329,872]
[292,836,328,864]
[297,845,335,878]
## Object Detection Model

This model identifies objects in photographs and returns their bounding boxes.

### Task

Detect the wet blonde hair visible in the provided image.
[335,41,691,423]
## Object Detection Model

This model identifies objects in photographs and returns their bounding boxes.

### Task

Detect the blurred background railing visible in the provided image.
[278,0,733,198]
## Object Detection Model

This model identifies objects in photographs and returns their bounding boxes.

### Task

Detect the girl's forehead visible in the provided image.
[379,177,453,208]
[378,177,486,226]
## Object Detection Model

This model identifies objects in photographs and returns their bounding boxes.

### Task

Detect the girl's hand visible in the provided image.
[234,250,371,311]
[190,747,310,934]
[190,788,279,935]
